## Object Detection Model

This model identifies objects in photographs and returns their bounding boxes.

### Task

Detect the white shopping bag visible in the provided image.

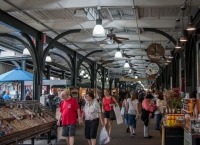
[114,106,123,124]
[99,127,110,145]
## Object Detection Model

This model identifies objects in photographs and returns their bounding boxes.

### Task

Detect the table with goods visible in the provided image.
[161,89,200,145]
[0,100,56,145]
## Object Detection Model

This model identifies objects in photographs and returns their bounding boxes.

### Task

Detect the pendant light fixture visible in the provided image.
[169,50,174,59]
[180,6,187,42]
[135,76,138,79]
[81,70,85,74]
[45,55,52,62]
[23,48,30,56]
[166,59,171,63]
[93,6,105,37]
[124,60,130,68]
[175,38,182,49]
[165,62,169,65]
[115,45,122,58]
[187,16,196,31]
[180,30,187,42]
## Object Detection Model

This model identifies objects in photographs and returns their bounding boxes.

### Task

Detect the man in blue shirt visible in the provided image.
[3,90,11,100]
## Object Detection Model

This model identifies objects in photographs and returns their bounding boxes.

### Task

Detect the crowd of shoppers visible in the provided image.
[57,88,164,145]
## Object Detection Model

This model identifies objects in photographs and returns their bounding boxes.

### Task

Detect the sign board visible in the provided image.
[147,43,165,62]
[119,78,146,82]
[147,63,159,75]
[108,68,122,78]
[24,80,70,86]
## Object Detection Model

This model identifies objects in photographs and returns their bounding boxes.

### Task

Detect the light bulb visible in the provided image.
[115,51,122,58]
[23,48,30,56]
[93,25,105,37]
[124,61,130,68]
[81,70,85,74]
[45,56,52,62]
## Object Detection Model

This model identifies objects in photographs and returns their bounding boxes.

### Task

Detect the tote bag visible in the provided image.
[114,106,123,124]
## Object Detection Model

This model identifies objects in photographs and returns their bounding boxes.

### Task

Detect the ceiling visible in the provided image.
[0,0,200,86]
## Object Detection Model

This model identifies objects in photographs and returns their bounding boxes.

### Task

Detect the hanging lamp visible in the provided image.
[124,60,130,68]
[175,38,182,49]
[23,48,30,56]
[169,51,174,59]
[180,30,187,42]
[180,7,187,42]
[45,55,52,62]
[114,47,122,58]
[187,16,196,31]
[93,6,105,37]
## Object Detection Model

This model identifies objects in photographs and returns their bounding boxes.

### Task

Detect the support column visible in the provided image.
[109,79,113,95]
[46,65,51,94]
[72,52,77,86]
[91,63,96,88]
[61,71,65,79]
[125,82,127,90]
[101,68,105,98]
[115,78,117,88]
[21,58,26,100]
[34,36,43,101]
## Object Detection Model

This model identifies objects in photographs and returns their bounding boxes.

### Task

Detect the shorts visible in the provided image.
[128,114,137,129]
[103,111,110,119]
[85,118,99,139]
[62,124,76,137]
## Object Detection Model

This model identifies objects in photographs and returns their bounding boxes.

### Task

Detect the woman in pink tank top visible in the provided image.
[102,89,118,137]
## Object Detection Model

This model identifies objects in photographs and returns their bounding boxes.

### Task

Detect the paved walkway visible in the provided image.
[23,117,161,145]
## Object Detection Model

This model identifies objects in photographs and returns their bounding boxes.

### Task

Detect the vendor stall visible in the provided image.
[161,89,200,145]
[0,100,56,145]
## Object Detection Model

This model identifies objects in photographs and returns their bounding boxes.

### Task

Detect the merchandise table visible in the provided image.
[0,100,56,145]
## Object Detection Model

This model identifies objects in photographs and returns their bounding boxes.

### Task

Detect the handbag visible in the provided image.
[109,97,116,120]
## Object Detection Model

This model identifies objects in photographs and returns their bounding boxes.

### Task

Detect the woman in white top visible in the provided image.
[126,92,139,137]
[154,94,164,130]
[122,93,130,133]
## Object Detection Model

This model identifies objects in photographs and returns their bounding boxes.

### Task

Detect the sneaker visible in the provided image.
[132,133,136,136]
[130,133,134,138]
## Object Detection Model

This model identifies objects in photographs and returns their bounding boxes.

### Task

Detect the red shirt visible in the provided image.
[103,97,114,111]
[59,98,79,125]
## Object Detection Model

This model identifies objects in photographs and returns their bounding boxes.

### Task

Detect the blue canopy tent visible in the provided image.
[0,68,34,82]
[0,68,39,100]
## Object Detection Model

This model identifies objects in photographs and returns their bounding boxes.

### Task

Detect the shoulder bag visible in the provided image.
[109,97,116,120]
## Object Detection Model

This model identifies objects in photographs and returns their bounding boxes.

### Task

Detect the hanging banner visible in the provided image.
[108,68,122,78]
[147,43,165,62]
[147,63,159,75]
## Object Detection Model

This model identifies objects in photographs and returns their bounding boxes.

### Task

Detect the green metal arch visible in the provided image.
[77,50,103,73]
[143,28,176,45]
[43,29,81,66]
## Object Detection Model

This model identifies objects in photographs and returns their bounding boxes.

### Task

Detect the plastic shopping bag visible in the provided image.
[114,106,123,124]
[120,107,124,116]
[99,127,110,145]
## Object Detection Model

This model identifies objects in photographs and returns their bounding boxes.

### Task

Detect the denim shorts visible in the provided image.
[128,114,137,129]
[62,124,76,137]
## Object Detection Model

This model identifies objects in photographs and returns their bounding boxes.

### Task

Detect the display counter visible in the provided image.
[0,100,56,145]
[161,125,184,145]
[161,114,200,145]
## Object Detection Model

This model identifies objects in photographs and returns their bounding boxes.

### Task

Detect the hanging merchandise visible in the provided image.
[147,63,159,75]
[146,43,165,62]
